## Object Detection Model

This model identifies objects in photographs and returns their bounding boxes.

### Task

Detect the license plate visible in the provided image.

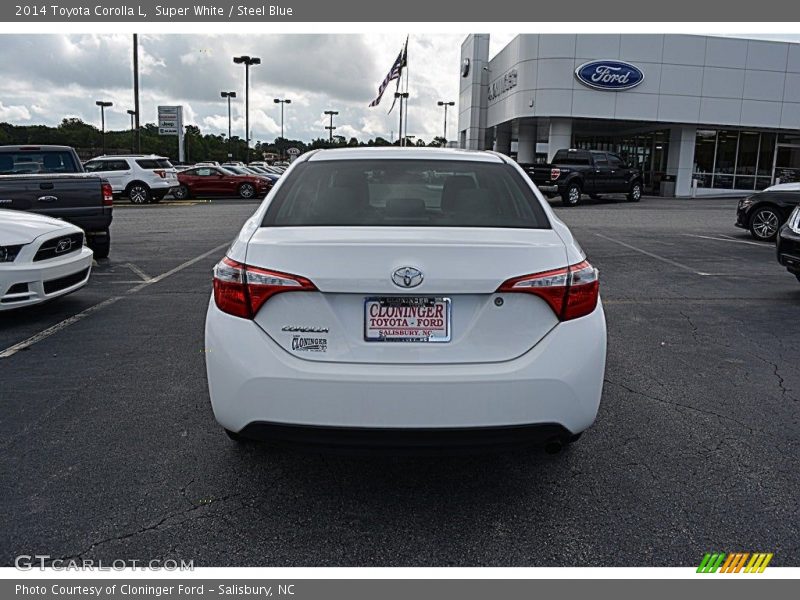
[364,297,451,342]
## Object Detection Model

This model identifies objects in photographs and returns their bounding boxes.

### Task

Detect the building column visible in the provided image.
[517,120,536,164]
[547,118,573,161]
[667,125,697,197]
[493,125,511,155]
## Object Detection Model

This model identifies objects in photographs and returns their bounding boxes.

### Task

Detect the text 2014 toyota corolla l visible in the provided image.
[205,148,607,453]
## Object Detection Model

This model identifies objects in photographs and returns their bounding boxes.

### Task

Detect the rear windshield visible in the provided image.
[136,158,173,169]
[552,150,591,166]
[0,150,80,174]
[262,159,550,229]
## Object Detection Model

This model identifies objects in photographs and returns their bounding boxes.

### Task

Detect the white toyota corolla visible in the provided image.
[205,148,606,453]
[0,209,93,310]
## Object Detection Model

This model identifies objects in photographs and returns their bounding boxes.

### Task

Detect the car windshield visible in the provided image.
[0,150,80,174]
[262,159,550,229]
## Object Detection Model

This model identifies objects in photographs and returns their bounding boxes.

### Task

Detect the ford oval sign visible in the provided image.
[575,60,644,91]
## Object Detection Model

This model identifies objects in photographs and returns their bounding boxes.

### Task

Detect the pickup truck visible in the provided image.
[0,145,113,257]
[524,148,643,207]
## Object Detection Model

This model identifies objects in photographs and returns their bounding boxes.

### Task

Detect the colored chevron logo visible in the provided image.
[697,552,773,573]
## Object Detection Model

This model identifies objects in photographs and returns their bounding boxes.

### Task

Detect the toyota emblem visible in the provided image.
[392,267,423,288]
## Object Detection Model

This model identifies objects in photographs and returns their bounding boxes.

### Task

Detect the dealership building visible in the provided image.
[458,34,800,196]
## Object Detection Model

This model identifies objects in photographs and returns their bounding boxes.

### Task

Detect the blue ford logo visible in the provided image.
[575,60,644,91]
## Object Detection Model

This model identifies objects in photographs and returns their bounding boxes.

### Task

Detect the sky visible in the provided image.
[0,33,797,145]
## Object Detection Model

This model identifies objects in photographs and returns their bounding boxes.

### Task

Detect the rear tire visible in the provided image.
[749,206,781,241]
[127,182,151,205]
[238,183,256,199]
[627,181,642,202]
[172,185,190,200]
[561,182,582,207]
[88,230,110,259]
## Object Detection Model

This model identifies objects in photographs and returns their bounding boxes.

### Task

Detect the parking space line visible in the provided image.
[0,243,229,359]
[126,263,152,282]
[594,233,714,276]
[683,233,771,248]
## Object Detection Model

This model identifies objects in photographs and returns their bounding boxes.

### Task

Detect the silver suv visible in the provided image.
[84,155,179,204]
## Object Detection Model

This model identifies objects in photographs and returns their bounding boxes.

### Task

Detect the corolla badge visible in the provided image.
[392,267,423,288]
[575,60,644,91]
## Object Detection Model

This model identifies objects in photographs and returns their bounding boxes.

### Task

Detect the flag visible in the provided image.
[369,37,408,109]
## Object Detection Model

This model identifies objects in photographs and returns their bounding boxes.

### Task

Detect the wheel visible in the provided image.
[749,206,782,241]
[127,182,151,205]
[589,193,601,200]
[238,183,256,199]
[561,182,582,206]
[88,230,110,259]
[172,185,190,200]
[627,181,642,202]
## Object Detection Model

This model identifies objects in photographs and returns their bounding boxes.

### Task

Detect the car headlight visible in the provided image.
[739,196,756,209]
[788,206,800,234]
[0,244,23,263]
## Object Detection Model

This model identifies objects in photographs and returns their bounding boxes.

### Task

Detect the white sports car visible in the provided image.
[0,209,93,310]
[205,148,607,453]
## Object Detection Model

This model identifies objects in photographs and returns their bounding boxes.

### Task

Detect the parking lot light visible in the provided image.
[220,91,237,159]
[95,101,113,156]
[233,55,261,164]
[437,100,455,145]
[324,110,338,145]
[274,98,291,158]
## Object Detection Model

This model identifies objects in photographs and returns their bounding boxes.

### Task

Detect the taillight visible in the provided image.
[154,169,166,178]
[212,257,316,319]
[497,260,599,321]
[550,168,561,181]
[101,183,114,206]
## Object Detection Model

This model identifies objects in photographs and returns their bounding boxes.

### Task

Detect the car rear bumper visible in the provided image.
[205,298,607,438]
[0,247,93,310]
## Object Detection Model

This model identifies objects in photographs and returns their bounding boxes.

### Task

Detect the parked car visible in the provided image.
[776,206,800,282]
[524,148,643,206]
[173,166,271,199]
[84,154,178,204]
[735,188,800,241]
[0,208,93,310]
[205,147,607,453]
[0,145,113,258]
[243,165,281,183]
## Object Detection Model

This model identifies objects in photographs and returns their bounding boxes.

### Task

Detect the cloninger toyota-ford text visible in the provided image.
[205,148,607,453]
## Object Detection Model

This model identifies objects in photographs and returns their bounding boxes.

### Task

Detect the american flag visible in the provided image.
[369,38,408,109]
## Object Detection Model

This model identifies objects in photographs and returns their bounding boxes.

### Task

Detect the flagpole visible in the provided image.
[403,37,410,145]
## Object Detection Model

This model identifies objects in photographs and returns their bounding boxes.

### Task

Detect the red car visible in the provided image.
[173,166,271,199]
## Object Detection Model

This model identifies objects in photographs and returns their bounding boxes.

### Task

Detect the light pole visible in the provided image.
[220,91,237,159]
[232,55,261,163]
[133,34,140,152]
[95,101,113,155]
[324,110,338,145]
[394,92,409,146]
[274,98,291,158]
[437,101,455,145]
[126,109,136,153]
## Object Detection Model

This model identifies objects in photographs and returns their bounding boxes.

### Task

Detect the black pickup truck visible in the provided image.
[0,145,113,257]
[524,148,643,207]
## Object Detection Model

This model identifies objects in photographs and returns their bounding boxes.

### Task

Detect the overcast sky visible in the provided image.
[0,33,797,144]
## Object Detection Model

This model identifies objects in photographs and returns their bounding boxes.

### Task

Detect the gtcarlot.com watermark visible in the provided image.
[15,554,194,571]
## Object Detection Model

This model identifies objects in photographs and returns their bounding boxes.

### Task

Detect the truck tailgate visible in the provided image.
[0,174,111,226]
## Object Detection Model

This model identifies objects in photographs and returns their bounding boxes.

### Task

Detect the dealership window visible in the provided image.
[693,130,777,191]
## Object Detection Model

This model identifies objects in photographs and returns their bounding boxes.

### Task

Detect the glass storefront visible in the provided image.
[573,130,669,193]
[693,130,785,191]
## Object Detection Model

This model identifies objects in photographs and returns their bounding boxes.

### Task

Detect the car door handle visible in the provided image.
[37,195,58,202]
[39,182,54,190]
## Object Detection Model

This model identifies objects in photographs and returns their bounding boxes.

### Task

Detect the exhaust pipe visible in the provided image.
[544,439,563,455]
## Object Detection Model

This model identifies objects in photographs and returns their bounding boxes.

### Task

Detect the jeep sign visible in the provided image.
[574,60,644,91]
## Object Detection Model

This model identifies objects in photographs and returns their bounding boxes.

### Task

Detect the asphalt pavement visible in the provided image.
[1,195,798,566]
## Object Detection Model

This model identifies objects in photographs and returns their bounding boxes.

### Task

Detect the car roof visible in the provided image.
[306,147,506,163]
[91,154,168,159]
